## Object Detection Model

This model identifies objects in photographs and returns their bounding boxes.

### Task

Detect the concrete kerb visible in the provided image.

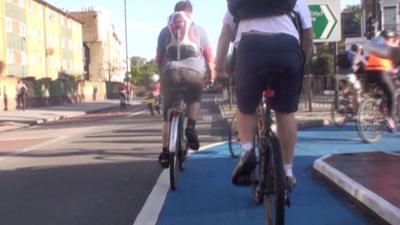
[0,103,122,133]
[313,156,400,225]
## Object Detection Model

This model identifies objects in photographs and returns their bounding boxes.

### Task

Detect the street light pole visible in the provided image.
[124,0,129,80]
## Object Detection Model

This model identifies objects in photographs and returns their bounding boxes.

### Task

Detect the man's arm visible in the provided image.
[301,28,313,68]
[155,28,167,73]
[214,23,234,76]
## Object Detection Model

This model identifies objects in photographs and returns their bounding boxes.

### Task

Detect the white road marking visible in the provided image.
[133,141,226,225]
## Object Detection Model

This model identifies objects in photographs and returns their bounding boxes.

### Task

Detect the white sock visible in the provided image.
[284,164,293,177]
[241,142,253,155]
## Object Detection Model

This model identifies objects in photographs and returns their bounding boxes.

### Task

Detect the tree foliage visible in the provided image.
[342,4,362,37]
[129,59,158,87]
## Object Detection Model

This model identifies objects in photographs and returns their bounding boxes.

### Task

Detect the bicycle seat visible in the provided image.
[257,67,285,97]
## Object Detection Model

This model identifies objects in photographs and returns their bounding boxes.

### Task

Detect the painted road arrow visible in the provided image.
[309,4,338,40]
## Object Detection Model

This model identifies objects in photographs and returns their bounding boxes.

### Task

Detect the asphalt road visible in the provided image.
[0,95,226,225]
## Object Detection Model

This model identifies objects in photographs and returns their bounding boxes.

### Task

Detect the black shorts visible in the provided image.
[233,34,304,114]
[161,68,203,121]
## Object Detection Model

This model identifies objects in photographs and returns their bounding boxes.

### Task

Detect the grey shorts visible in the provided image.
[160,68,203,121]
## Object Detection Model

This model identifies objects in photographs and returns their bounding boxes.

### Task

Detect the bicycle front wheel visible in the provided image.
[228,114,241,158]
[356,98,384,143]
[330,98,349,127]
[263,134,285,225]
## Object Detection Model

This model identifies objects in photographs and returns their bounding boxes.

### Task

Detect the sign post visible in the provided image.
[307,0,341,110]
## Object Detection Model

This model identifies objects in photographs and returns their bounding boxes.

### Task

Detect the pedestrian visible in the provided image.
[16,79,28,111]
[214,0,313,188]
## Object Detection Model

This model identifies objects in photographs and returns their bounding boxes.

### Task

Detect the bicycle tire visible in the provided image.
[356,98,383,143]
[251,129,263,204]
[169,116,180,191]
[228,114,241,158]
[263,134,285,225]
[330,98,348,127]
[178,114,188,171]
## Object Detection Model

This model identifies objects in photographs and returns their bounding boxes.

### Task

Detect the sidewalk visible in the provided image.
[0,100,141,133]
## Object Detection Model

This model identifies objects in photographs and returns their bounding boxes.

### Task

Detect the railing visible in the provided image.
[299,74,335,112]
[222,74,337,112]
[383,24,400,32]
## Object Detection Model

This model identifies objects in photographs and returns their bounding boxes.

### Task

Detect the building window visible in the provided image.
[383,6,397,31]
[7,49,14,64]
[6,18,12,33]
[19,23,26,37]
[21,52,26,66]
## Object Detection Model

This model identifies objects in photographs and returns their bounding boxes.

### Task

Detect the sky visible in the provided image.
[47,0,361,61]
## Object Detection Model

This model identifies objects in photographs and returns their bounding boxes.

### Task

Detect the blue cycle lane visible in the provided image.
[156,124,399,225]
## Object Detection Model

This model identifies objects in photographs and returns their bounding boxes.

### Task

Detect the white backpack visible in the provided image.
[166,11,199,60]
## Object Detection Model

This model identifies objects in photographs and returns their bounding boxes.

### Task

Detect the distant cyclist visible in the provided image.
[156,1,214,168]
[364,31,399,132]
[215,0,313,188]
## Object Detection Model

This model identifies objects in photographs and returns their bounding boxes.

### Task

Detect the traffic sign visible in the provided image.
[308,0,341,42]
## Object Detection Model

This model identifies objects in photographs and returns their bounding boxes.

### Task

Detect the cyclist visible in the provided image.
[215,0,313,188]
[156,1,214,168]
[337,44,364,113]
[364,31,399,132]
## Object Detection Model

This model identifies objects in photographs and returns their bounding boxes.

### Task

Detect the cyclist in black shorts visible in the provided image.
[156,1,214,168]
[215,0,313,188]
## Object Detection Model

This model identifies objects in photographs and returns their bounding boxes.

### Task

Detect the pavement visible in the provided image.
[0,99,144,133]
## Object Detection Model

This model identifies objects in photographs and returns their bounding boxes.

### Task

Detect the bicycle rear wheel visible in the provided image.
[169,116,180,190]
[356,98,384,143]
[251,128,263,204]
[228,113,241,158]
[263,133,285,225]
[178,114,188,171]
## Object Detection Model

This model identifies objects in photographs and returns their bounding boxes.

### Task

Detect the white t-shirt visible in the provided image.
[224,0,312,44]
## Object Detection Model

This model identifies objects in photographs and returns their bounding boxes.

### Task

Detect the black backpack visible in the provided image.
[337,51,354,70]
[228,0,297,21]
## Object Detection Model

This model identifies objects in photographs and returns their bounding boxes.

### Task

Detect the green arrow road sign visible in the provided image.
[309,4,338,40]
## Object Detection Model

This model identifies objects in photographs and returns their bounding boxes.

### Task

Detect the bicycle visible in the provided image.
[119,91,127,111]
[356,83,399,143]
[167,88,189,191]
[331,75,361,127]
[249,70,290,225]
[228,112,241,158]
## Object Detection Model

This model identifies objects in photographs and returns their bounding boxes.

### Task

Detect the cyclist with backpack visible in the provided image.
[364,31,399,132]
[215,0,313,188]
[156,1,214,168]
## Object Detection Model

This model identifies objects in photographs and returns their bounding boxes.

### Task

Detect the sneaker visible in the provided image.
[385,117,397,133]
[158,152,170,168]
[232,150,257,186]
[286,176,297,193]
[185,127,199,150]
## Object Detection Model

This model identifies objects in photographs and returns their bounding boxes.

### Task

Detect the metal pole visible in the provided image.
[124,0,129,80]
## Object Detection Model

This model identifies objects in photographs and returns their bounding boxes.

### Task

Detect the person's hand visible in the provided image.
[214,69,229,86]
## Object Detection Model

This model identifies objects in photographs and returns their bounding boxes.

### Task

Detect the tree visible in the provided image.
[342,4,362,37]
[128,59,158,87]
